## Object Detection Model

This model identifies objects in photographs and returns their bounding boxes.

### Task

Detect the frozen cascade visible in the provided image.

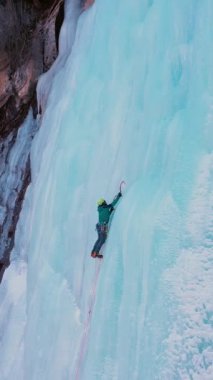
[0,0,213,379]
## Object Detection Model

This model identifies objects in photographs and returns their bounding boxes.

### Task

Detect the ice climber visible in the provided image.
[91,192,122,259]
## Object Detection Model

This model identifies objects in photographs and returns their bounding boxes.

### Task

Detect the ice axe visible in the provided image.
[119,180,126,195]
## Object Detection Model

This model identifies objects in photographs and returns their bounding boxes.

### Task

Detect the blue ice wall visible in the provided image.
[0,1,213,379]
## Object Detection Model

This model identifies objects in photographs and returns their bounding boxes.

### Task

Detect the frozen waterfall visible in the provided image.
[0,1,213,379]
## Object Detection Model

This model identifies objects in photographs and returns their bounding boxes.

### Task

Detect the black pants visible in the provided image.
[92,223,108,254]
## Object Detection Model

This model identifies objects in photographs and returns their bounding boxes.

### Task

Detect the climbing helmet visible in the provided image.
[97,198,105,206]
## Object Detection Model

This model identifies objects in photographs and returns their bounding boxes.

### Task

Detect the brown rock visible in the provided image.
[0,0,64,136]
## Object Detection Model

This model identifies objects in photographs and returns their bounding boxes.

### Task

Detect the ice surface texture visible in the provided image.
[0,0,213,379]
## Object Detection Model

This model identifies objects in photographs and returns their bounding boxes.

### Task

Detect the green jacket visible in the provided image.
[98,193,121,224]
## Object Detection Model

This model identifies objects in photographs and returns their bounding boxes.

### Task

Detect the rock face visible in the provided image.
[0,0,64,136]
[0,111,37,281]
[0,0,64,280]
